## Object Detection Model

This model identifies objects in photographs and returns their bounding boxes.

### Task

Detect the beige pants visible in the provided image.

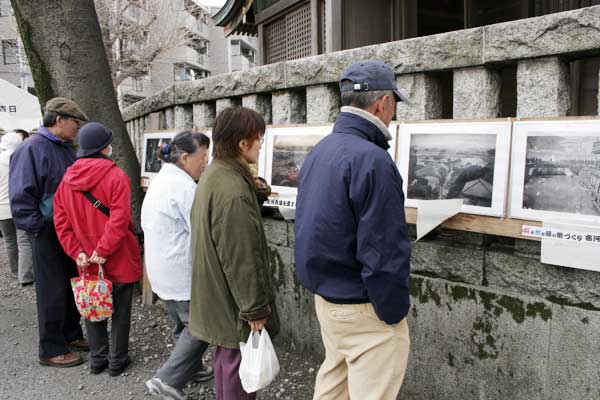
[313,295,410,400]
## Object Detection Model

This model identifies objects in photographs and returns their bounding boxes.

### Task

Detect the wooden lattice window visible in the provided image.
[265,16,286,63]
[265,3,312,63]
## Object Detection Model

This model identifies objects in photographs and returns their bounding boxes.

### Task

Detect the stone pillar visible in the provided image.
[396,73,443,120]
[165,107,175,129]
[158,110,167,130]
[216,98,241,116]
[453,67,501,119]
[193,102,216,130]
[272,90,307,125]
[517,57,570,118]
[144,115,151,132]
[242,94,272,124]
[306,84,340,124]
[174,105,193,129]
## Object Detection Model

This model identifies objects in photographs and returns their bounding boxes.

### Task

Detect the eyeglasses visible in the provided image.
[60,116,83,128]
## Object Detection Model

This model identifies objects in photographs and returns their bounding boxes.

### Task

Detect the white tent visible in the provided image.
[0,78,41,132]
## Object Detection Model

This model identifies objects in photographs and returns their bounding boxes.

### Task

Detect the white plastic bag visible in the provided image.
[239,329,280,393]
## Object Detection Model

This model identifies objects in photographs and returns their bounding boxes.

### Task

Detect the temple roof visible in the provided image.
[212,0,258,37]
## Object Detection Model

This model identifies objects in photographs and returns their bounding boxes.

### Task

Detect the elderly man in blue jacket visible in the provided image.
[295,61,412,400]
[9,98,89,368]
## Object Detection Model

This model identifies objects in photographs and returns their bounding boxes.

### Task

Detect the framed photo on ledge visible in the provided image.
[396,120,512,217]
[264,126,332,202]
[141,131,176,185]
[510,119,600,224]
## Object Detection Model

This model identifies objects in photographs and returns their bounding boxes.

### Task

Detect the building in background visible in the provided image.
[115,0,259,108]
[0,0,258,109]
[0,0,33,93]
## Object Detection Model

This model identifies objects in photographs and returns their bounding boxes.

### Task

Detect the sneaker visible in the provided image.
[191,366,214,382]
[145,377,187,400]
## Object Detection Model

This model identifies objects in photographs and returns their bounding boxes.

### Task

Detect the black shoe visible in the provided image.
[108,357,131,377]
[90,361,109,375]
[20,281,34,287]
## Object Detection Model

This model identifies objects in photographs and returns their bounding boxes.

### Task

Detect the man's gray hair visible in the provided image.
[340,89,395,110]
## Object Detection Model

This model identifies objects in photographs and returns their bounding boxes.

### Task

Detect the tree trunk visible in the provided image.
[11,0,143,227]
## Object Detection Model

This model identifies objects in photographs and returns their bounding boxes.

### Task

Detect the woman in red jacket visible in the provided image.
[53,122,142,376]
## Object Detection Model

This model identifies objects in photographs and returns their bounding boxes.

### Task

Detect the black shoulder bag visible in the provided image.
[82,191,144,254]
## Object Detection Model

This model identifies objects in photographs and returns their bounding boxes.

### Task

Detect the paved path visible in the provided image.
[0,244,319,400]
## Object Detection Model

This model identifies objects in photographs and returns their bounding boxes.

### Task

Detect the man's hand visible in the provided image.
[76,252,90,267]
[248,318,267,332]
[90,250,106,265]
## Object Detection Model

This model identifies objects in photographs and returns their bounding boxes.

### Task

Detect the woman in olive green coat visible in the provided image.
[189,106,278,400]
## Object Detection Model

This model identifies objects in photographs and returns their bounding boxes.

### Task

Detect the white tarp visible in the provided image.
[0,78,41,131]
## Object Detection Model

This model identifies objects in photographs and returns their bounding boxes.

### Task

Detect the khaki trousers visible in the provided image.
[313,295,410,400]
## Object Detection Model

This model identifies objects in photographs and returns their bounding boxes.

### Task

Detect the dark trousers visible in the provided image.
[31,224,83,358]
[85,282,134,370]
[214,347,256,400]
[156,300,209,388]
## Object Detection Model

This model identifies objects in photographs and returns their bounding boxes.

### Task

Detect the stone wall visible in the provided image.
[123,7,600,400]
[264,220,600,400]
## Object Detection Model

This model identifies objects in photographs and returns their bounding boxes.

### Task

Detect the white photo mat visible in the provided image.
[264,126,332,198]
[396,121,512,217]
[509,119,600,225]
[141,131,177,183]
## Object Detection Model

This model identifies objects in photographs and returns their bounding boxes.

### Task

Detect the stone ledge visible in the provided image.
[122,7,600,122]
[484,6,600,62]
[411,241,484,286]
[485,251,600,310]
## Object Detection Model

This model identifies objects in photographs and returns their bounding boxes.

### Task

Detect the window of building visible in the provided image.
[2,40,17,65]
[133,77,144,92]
[264,2,312,63]
[173,63,209,81]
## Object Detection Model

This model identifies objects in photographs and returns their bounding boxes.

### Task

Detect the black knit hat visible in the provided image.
[76,122,113,158]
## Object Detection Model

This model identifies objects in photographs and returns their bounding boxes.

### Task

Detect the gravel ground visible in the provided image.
[0,243,320,400]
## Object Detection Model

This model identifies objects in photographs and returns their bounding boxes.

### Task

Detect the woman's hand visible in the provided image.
[248,318,267,332]
[90,250,106,265]
[76,252,90,267]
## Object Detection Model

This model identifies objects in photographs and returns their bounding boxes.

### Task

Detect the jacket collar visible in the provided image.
[333,107,391,150]
[38,126,74,148]
[161,162,196,185]
[214,158,256,191]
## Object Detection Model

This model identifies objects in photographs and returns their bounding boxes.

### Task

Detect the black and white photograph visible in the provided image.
[511,120,600,223]
[265,127,331,198]
[407,134,496,207]
[271,134,322,187]
[397,121,512,217]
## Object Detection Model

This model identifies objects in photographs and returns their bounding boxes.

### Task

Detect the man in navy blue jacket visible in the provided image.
[295,61,412,399]
[10,97,90,368]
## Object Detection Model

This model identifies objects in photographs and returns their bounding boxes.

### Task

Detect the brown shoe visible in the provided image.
[39,352,84,368]
[68,339,90,352]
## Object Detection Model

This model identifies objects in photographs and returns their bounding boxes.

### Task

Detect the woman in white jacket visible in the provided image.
[142,131,213,400]
[0,132,33,285]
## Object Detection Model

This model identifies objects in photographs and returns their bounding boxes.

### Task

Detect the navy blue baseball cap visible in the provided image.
[77,122,113,158]
[339,60,408,102]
